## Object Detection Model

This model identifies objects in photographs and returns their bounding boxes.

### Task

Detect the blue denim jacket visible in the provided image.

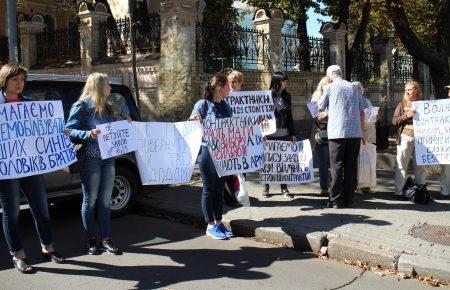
[65,99,116,155]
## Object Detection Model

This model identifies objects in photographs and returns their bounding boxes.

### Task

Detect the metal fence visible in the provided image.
[196,23,270,72]
[99,14,160,60]
[351,51,381,83]
[35,26,80,65]
[281,33,330,72]
[393,53,414,84]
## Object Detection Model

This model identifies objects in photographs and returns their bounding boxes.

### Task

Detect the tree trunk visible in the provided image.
[296,1,310,71]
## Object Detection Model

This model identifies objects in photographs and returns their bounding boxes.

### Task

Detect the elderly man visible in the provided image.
[439,85,450,200]
[318,65,368,208]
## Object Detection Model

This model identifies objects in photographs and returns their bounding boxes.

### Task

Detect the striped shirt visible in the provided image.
[318,78,368,139]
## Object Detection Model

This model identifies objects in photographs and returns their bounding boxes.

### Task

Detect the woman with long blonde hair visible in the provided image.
[310,76,331,196]
[392,81,427,197]
[66,73,130,255]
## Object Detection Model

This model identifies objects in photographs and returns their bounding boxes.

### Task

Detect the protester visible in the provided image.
[318,65,368,208]
[262,71,297,199]
[0,63,65,273]
[438,85,450,200]
[189,73,234,240]
[352,81,376,194]
[66,73,130,255]
[223,70,246,207]
[392,81,427,197]
[310,76,331,196]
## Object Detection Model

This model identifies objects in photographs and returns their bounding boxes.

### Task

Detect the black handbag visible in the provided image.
[315,129,328,145]
[402,177,430,204]
[66,101,88,174]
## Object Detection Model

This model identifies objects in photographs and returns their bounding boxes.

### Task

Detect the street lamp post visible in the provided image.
[7,0,19,63]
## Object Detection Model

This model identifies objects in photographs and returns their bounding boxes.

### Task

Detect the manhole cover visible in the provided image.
[410,224,450,246]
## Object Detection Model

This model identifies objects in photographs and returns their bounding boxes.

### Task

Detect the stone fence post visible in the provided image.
[18,16,45,69]
[252,9,283,72]
[320,22,347,76]
[373,37,395,101]
[157,0,198,121]
[77,2,109,75]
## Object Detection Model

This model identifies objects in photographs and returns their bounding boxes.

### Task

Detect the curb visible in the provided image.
[136,199,450,283]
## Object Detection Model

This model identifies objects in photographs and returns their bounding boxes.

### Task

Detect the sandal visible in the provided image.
[13,258,36,274]
[42,251,66,264]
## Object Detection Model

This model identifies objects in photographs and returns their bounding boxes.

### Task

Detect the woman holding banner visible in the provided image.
[66,73,130,255]
[262,71,297,199]
[392,81,427,197]
[0,63,65,274]
[189,73,234,240]
[310,76,331,197]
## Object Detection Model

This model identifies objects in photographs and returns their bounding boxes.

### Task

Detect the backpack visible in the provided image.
[402,177,430,204]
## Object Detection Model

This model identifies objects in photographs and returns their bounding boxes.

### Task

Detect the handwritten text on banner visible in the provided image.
[260,140,314,184]
[203,116,264,177]
[227,90,276,136]
[0,101,76,179]
[413,99,450,165]
[97,120,139,159]
[133,121,203,185]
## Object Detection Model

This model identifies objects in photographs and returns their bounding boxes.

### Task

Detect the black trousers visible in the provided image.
[328,138,361,205]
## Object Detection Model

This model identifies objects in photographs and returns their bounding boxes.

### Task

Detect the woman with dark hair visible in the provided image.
[189,73,234,240]
[262,71,297,199]
[0,63,65,274]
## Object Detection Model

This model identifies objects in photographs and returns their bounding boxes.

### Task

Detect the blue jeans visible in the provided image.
[81,157,115,240]
[316,143,330,190]
[199,146,225,223]
[0,175,53,255]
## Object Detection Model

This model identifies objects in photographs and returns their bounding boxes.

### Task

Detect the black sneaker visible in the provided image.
[86,239,99,255]
[437,194,450,200]
[262,188,272,198]
[282,188,295,199]
[100,239,122,255]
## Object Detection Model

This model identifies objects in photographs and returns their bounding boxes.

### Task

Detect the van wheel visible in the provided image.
[111,166,137,217]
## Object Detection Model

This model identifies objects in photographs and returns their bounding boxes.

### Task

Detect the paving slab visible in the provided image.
[137,169,450,283]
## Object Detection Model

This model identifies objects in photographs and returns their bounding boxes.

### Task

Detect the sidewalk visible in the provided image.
[137,169,450,283]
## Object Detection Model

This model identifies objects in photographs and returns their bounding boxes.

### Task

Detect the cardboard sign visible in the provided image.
[307,101,319,118]
[134,121,203,184]
[413,99,450,165]
[260,140,314,184]
[0,101,76,179]
[203,116,264,177]
[227,90,276,136]
[97,120,138,159]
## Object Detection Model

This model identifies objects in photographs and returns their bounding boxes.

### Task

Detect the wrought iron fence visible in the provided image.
[99,14,160,60]
[351,51,381,83]
[36,26,80,65]
[0,37,8,65]
[196,23,269,72]
[281,33,330,72]
[393,53,414,84]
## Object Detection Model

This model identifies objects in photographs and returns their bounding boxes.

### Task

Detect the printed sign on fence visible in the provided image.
[0,101,76,179]
[203,116,264,177]
[260,140,314,184]
[413,99,450,165]
[97,120,139,159]
[134,121,203,185]
[227,90,276,136]
[307,101,319,118]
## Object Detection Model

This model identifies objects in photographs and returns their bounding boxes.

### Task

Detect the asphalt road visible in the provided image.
[0,200,434,290]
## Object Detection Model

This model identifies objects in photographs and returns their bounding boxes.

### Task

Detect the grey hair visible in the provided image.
[326,65,342,80]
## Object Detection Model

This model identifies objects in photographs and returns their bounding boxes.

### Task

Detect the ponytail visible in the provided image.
[202,73,228,101]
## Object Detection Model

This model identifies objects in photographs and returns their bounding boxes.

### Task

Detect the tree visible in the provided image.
[385,0,449,99]
[321,0,372,80]
[243,0,321,71]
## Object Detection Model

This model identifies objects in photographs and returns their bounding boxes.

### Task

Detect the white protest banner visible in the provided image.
[364,106,379,122]
[133,121,203,185]
[0,101,76,179]
[203,116,264,177]
[412,99,450,165]
[307,101,319,118]
[260,140,314,184]
[97,120,139,159]
[227,90,276,136]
